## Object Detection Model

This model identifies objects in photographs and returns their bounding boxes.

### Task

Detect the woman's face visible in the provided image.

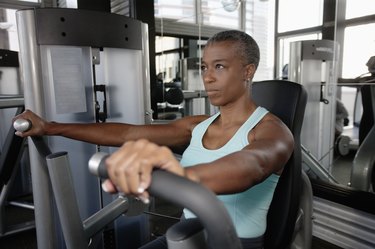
[201,41,255,107]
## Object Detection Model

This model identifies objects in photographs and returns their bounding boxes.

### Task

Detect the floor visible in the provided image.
[331,150,356,186]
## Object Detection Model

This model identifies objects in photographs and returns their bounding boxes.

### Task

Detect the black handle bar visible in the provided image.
[89,152,242,249]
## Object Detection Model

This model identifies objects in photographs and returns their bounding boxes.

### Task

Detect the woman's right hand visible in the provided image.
[13,109,48,137]
[103,139,185,203]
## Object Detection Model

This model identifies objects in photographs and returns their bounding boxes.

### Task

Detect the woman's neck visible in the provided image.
[217,100,257,128]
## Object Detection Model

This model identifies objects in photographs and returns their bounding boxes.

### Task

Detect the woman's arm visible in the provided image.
[13,109,207,147]
[185,114,294,194]
[103,113,294,200]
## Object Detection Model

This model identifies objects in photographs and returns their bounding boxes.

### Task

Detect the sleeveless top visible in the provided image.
[180,106,279,238]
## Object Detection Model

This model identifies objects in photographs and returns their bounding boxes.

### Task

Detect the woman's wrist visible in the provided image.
[184,167,200,183]
[44,121,57,136]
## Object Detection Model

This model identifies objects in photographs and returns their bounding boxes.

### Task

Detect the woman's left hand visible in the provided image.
[102,139,184,203]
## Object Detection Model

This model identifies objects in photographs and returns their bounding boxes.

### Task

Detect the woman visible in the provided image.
[15,30,294,249]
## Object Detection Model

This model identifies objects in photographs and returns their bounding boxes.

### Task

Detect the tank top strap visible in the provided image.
[234,106,269,145]
[190,111,220,144]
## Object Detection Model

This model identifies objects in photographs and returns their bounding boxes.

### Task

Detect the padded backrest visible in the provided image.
[252,80,307,249]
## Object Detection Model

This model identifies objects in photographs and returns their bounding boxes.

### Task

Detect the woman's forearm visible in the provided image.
[44,122,133,146]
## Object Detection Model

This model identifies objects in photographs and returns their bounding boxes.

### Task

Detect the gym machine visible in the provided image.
[16,8,152,248]
[14,118,130,249]
[289,40,375,191]
[14,118,242,249]
[289,40,339,174]
[0,49,35,237]
[180,57,212,116]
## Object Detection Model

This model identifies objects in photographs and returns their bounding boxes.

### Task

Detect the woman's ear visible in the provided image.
[245,64,256,80]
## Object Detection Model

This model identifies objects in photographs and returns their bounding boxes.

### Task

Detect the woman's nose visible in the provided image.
[202,69,214,83]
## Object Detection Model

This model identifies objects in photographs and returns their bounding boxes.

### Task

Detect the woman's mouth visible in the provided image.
[206,89,218,96]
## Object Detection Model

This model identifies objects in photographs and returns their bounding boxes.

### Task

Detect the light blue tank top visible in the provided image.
[180,106,279,238]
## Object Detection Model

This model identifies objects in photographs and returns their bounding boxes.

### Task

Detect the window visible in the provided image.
[155,36,181,82]
[0,9,19,51]
[0,1,41,51]
[278,0,323,33]
[345,0,375,19]
[201,0,240,29]
[342,26,375,79]
[154,0,195,23]
[247,0,275,81]
[155,1,275,82]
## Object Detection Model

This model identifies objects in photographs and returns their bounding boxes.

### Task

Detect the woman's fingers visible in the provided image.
[12,109,45,137]
[101,179,118,193]
[105,140,150,195]
[138,158,154,193]
[105,139,183,203]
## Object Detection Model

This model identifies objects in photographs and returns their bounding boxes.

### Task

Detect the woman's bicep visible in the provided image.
[246,117,294,173]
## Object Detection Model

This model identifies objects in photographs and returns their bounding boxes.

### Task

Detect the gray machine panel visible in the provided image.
[33,8,142,50]
[300,40,336,61]
[16,8,151,249]
[289,40,339,170]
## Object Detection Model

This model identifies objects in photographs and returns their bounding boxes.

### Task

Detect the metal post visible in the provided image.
[46,152,87,249]
[16,9,58,249]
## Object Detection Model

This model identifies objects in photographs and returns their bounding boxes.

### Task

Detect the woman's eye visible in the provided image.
[201,65,207,71]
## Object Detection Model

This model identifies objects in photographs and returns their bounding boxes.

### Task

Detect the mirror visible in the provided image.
[153,0,275,120]
[153,1,375,197]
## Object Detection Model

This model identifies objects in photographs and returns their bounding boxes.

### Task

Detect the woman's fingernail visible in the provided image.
[137,186,145,194]
[101,182,109,192]
[139,196,150,204]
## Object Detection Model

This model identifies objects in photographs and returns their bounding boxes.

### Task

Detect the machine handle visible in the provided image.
[13,118,52,157]
[88,152,109,179]
[88,152,242,249]
[13,118,32,132]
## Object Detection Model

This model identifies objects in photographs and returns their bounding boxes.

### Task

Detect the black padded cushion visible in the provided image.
[252,80,307,249]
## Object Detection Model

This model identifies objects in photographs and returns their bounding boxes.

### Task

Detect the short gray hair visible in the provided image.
[205,30,260,69]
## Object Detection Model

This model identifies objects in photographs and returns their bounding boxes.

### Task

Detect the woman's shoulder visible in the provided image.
[171,115,211,131]
[261,113,289,133]
[180,114,210,123]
